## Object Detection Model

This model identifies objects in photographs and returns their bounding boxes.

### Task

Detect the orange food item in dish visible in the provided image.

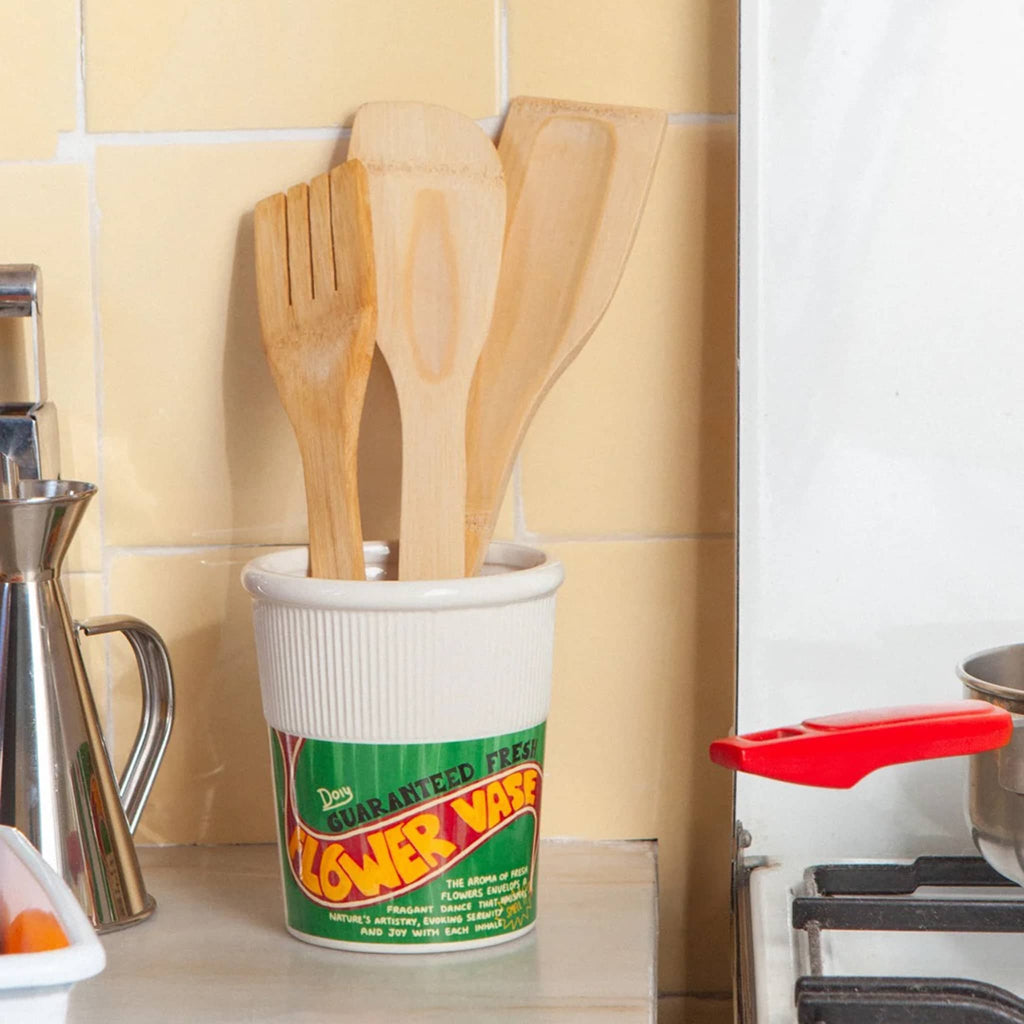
[2,908,69,953]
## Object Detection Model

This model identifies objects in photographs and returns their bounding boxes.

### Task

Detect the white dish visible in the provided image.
[0,826,105,1022]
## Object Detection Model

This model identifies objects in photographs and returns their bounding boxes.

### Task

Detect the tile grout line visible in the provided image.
[83,125,349,147]
[498,0,510,111]
[76,0,117,749]
[90,111,729,141]
[520,531,735,545]
[668,112,736,125]
[105,543,292,557]
[102,532,735,559]
[500,0,520,541]
[24,110,735,156]
[16,114,734,167]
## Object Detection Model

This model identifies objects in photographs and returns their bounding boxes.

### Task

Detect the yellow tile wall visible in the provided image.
[0,0,77,158]
[0,0,736,1007]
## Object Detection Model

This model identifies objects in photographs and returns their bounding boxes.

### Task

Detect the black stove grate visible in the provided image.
[796,977,1024,1024]
[808,855,1011,894]
[792,856,1024,1024]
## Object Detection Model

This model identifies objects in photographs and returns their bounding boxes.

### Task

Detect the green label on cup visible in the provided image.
[271,723,545,948]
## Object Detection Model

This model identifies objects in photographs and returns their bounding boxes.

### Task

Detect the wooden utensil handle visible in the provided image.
[465,504,498,576]
[296,425,365,581]
[397,394,467,581]
[465,451,513,575]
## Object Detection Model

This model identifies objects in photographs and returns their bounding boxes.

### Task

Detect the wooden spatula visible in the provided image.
[464,97,667,574]
[349,102,505,581]
[254,160,377,580]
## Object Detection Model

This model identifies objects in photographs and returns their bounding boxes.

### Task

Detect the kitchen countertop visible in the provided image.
[68,839,657,1022]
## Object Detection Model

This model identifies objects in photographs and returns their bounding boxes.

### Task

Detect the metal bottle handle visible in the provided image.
[77,615,175,833]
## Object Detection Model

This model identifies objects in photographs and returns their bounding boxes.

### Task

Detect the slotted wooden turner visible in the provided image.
[465,97,667,574]
[349,102,505,580]
[254,160,377,580]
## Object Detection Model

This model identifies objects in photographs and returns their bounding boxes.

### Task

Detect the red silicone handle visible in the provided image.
[709,701,1013,789]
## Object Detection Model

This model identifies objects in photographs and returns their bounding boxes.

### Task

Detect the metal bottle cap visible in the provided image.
[0,264,59,479]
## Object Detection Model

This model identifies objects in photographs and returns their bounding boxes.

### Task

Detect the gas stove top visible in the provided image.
[734,4,1024,1022]
[739,852,1024,1023]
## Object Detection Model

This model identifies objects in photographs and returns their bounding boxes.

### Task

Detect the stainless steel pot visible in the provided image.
[710,645,1024,886]
[959,644,1024,886]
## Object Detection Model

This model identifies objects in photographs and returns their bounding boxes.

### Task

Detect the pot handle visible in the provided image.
[709,701,1013,789]
[77,615,175,832]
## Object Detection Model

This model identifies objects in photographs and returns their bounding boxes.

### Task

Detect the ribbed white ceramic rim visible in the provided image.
[241,541,564,610]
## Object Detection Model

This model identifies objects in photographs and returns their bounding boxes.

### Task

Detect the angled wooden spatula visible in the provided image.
[254,160,377,580]
[349,101,505,581]
[465,97,667,574]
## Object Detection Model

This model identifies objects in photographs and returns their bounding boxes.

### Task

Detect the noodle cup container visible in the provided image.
[241,541,564,953]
